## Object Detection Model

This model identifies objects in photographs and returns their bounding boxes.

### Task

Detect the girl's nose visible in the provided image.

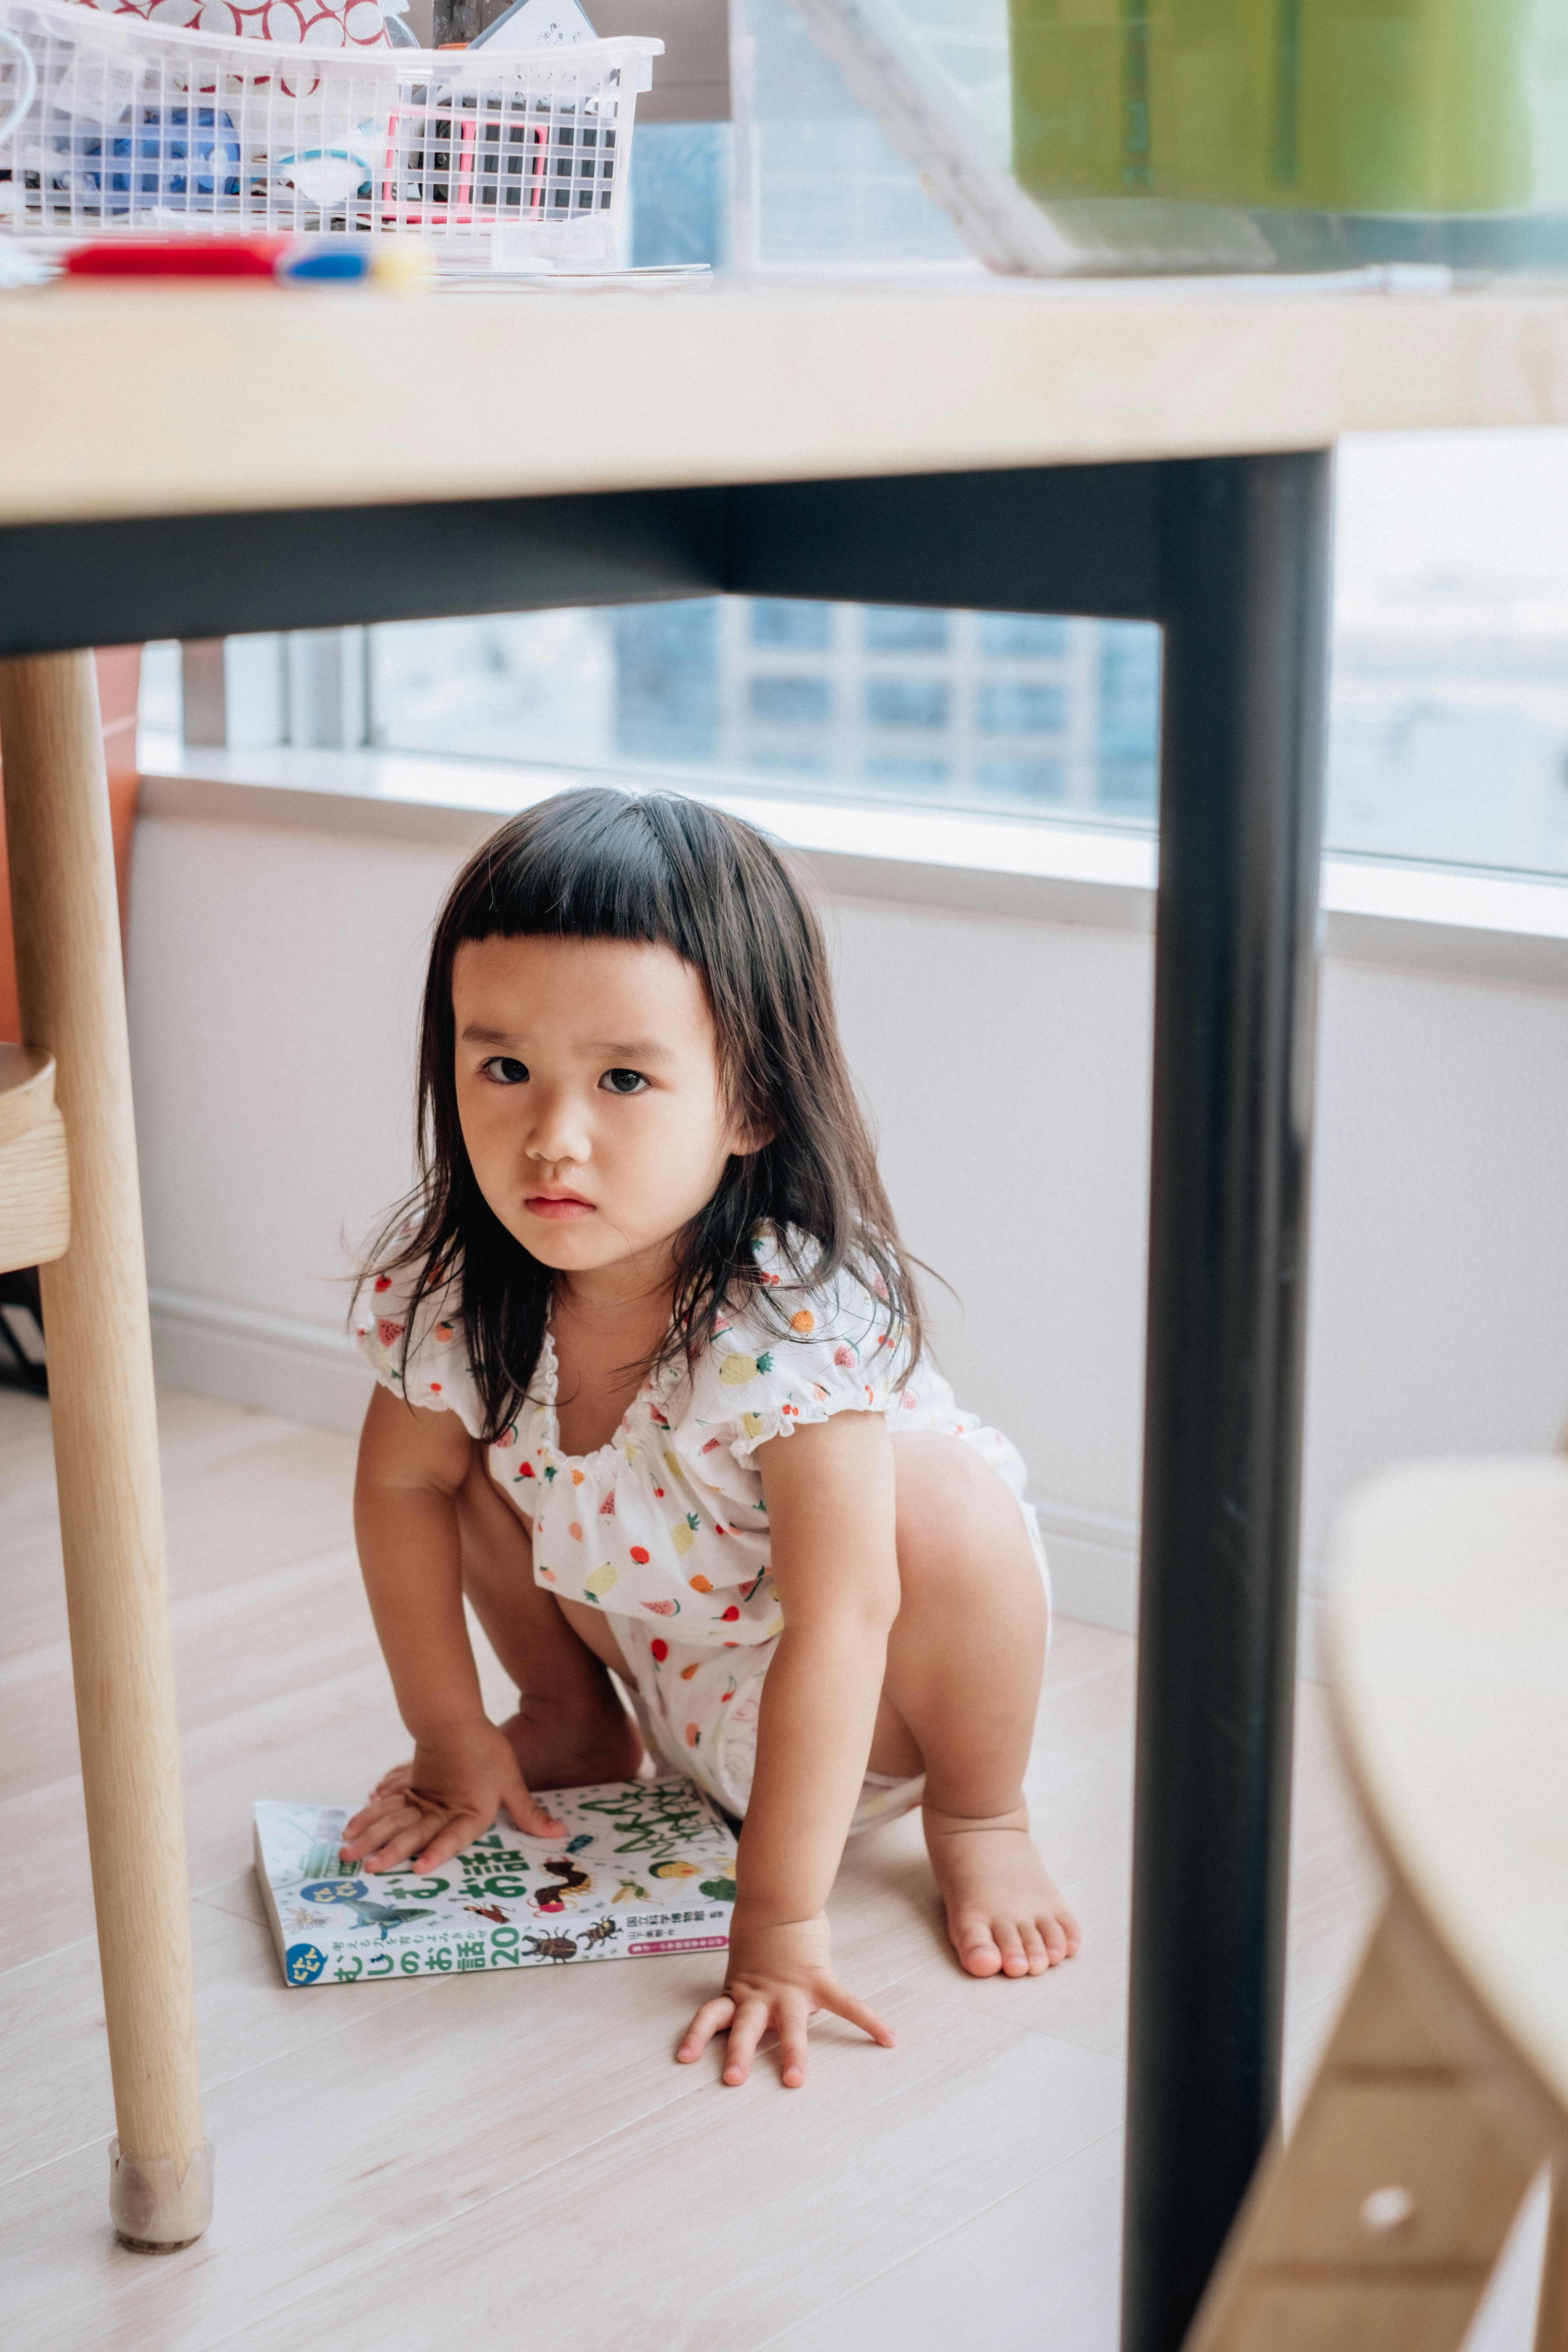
[523,1090,590,1170]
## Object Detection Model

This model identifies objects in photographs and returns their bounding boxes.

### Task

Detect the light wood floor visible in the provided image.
[0,1385,1548,2350]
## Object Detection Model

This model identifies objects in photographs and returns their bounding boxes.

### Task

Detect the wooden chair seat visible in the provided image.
[1187,1460,1568,2352]
[0,1042,69,1274]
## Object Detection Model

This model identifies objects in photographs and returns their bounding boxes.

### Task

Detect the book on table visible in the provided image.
[254,1776,737,1987]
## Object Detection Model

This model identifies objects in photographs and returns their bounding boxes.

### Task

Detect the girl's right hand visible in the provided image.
[339,1717,564,1873]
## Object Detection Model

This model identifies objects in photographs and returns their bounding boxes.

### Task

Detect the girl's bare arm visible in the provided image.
[341,1383,561,1871]
[740,1411,902,1917]
[678,1409,902,2087]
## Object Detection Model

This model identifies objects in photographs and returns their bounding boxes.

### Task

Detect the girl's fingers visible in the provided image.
[721,1998,771,2087]
[501,1779,566,1841]
[342,1799,424,1861]
[411,1807,488,1873]
[776,2000,811,2090]
[677,1995,736,2064]
[342,1798,393,1847]
[818,1980,898,2049]
[680,1974,893,2086]
[347,1767,563,1867]
[359,1811,439,1873]
[341,1790,412,1851]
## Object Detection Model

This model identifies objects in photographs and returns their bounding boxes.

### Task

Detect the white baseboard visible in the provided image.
[1032,1498,1327,1682]
[149,1287,373,1435]
[1033,1501,1140,1635]
[145,1290,1330,1677]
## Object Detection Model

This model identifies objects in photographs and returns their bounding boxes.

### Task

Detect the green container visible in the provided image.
[1009,0,1543,263]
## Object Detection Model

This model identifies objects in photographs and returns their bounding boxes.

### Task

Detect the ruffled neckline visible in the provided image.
[532,1326,675,1470]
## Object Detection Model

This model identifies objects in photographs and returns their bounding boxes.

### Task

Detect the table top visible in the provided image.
[1330,1455,1568,2127]
[7,275,1568,528]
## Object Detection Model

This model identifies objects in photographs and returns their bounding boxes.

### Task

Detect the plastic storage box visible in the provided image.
[0,0,660,263]
[773,0,1568,275]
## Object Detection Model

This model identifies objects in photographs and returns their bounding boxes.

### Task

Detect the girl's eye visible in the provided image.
[481,1056,529,1086]
[600,1068,650,1097]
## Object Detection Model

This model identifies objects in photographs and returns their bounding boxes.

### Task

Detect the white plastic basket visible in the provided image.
[0,0,660,262]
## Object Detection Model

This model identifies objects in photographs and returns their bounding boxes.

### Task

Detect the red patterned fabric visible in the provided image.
[66,0,394,50]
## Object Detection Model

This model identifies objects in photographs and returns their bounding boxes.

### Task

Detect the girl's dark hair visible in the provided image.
[359,785,922,1443]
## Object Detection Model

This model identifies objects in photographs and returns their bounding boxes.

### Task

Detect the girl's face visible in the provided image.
[452,934,752,1284]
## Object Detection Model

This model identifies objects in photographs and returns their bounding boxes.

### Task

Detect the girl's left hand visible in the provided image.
[677,1905,896,2089]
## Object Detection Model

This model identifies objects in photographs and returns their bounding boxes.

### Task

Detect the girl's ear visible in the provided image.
[729,1116,775,1159]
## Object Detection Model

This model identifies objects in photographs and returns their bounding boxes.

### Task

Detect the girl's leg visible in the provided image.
[871,1433,1081,1980]
[454,1442,643,1788]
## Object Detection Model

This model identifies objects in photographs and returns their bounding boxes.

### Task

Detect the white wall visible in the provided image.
[126,808,1568,1644]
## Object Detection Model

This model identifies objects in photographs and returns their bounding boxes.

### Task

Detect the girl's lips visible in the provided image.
[524,1194,596,1221]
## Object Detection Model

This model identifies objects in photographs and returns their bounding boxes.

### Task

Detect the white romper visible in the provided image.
[355,1228,1047,1830]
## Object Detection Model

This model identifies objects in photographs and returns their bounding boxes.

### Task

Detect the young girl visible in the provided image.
[341,785,1079,2089]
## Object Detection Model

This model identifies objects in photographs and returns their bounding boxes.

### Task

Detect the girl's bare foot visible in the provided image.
[497,1693,644,1790]
[371,1693,643,1813]
[923,1802,1081,1980]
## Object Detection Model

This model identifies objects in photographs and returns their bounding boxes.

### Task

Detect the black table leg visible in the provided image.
[1123,451,1333,2352]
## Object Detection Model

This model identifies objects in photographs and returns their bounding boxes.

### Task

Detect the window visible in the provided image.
[864,608,950,654]
[978,682,1067,737]
[866,677,950,731]
[749,674,835,726]
[980,615,1070,659]
[364,597,1158,824]
[749,600,833,651]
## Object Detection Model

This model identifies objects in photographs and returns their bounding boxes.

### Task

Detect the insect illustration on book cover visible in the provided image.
[532,1854,594,1912]
[521,1931,583,1964]
[254,1779,737,1987]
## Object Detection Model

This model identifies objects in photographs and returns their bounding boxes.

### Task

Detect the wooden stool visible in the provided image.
[0,652,210,2250]
[1187,1459,1568,2352]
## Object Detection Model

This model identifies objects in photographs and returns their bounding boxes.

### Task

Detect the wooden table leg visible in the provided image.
[0,650,210,2251]
[1537,2167,1568,2352]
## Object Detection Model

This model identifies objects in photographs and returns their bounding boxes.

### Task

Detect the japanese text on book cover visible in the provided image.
[254,1777,737,1987]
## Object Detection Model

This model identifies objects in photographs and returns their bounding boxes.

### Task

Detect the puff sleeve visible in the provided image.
[679,1253,911,1468]
[352,1257,487,1439]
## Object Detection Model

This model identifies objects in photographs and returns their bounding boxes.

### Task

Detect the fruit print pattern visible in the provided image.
[619,1615,929,1833]
[354,1223,1037,1656]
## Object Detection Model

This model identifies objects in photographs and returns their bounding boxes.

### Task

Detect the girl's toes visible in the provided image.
[1021,1923,1050,1974]
[994,1921,1029,1978]
[1041,1915,1068,1965]
[954,1913,1003,1977]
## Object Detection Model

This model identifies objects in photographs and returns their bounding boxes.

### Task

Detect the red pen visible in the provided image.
[66,236,295,278]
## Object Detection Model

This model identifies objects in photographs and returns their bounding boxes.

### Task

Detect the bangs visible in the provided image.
[464,790,728,967]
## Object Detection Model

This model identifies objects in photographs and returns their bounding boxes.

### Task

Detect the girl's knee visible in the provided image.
[893,1435,1032,1593]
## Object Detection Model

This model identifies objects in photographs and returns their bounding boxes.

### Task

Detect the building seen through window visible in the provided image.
[367,599,1163,827]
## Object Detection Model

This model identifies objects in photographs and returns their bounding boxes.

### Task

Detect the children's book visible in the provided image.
[254,1777,737,1988]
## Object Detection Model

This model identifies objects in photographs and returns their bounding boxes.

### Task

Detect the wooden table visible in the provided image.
[4,274,1568,2350]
